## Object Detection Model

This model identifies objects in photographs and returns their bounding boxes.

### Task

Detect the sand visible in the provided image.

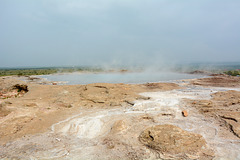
[0,75,240,159]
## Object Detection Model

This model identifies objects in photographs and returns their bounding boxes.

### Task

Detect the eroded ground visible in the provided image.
[0,75,240,159]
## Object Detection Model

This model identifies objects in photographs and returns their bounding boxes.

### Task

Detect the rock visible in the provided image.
[220,112,240,138]
[58,103,73,108]
[139,124,214,159]
[110,120,127,134]
[25,103,38,107]
[190,90,240,138]
[12,84,28,92]
[182,110,188,117]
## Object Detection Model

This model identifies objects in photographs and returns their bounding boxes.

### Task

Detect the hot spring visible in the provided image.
[38,71,206,85]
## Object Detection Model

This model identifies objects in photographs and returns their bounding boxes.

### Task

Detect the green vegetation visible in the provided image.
[0,68,58,76]
[0,67,103,77]
[224,70,240,76]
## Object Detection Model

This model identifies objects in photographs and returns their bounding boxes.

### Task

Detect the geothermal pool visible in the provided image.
[38,71,205,84]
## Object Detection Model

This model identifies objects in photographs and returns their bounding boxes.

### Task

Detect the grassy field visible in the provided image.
[0,67,103,77]
[223,70,240,76]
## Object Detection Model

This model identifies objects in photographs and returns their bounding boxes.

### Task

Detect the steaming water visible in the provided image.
[38,71,205,84]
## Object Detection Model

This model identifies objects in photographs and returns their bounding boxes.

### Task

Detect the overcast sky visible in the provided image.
[0,0,240,68]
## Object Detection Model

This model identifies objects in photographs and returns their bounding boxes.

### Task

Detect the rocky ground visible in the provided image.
[0,75,240,159]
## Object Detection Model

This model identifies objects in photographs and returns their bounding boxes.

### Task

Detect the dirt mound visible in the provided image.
[143,82,180,90]
[77,83,180,108]
[139,124,214,160]
[191,76,240,87]
[0,77,28,99]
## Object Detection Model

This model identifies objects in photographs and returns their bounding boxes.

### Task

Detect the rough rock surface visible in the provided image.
[0,76,180,144]
[1,75,240,159]
[189,90,240,138]
[139,124,214,160]
[188,76,240,139]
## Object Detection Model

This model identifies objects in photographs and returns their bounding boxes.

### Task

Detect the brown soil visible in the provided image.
[190,75,240,87]
[1,75,240,159]
[0,76,180,144]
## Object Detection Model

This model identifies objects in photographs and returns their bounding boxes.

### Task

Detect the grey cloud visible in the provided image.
[0,0,240,67]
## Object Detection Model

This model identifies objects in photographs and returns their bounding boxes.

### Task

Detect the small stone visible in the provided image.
[182,110,188,117]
